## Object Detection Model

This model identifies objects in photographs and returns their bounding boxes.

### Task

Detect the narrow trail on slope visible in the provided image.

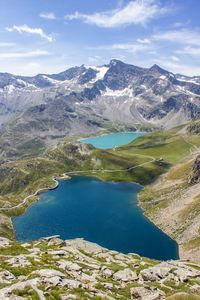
[0,177,59,212]
[181,135,199,154]
[0,158,155,212]
[2,134,200,212]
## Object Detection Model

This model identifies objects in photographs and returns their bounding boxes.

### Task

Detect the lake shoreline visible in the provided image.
[79,131,147,149]
[12,176,179,260]
[6,170,180,261]
[79,130,146,140]
[0,173,70,213]
[2,131,179,261]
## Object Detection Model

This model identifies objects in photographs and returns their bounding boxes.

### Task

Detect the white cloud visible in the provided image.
[172,21,190,28]
[172,22,184,28]
[110,42,151,53]
[153,29,200,46]
[177,46,200,57]
[0,50,50,59]
[137,38,151,44]
[40,12,56,20]
[88,55,102,64]
[153,58,200,76]
[0,42,15,47]
[170,55,180,62]
[17,62,42,75]
[93,40,153,54]
[65,0,170,28]
[6,24,54,42]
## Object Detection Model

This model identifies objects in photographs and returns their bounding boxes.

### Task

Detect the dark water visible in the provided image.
[80,132,146,149]
[13,176,178,260]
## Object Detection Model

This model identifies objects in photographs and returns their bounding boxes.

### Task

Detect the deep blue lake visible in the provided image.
[13,176,178,260]
[80,132,146,149]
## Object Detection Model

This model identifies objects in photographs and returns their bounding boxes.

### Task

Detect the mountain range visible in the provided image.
[0,59,200,160]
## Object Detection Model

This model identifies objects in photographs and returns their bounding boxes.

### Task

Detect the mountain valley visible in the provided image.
[0,61,200,299]
[1,60,200,161]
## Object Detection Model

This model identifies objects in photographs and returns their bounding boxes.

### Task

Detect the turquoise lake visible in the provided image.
[80,132,146,149]
[13,176,178,260]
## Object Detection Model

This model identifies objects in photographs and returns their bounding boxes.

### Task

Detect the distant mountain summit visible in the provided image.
[0,59,200,127]
[0,59,200,160]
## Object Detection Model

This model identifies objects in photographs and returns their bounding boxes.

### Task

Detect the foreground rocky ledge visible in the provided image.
[0,236,199,299]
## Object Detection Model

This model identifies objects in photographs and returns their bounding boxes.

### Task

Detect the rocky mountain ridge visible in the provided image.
[1,60,200,161]
[1,59,200,129]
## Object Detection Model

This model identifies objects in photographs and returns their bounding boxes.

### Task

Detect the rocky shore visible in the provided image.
[0,236,199,299]
[0,173,70,212]
[139,154,200,265]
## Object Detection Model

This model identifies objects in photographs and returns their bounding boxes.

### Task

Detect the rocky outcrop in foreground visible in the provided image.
[0,236,200,299]
[188,121,200,135]
[189,155,200,185]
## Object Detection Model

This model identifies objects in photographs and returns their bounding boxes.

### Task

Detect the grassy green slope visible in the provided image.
[0,125,199,239]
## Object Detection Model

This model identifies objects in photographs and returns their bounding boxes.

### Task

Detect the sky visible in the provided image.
[0,0,200,76]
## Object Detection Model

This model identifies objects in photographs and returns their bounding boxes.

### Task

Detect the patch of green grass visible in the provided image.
[9,266,38,277]
[166,293,200,300]
[0,214,14,239]
[178,195,200,222]
[0,243,28,255]
[13,287,40,300]
[104,262,124,272]
[166,161,193,181]
[0,128,199,241]
[183,236,200,250]
[119,134,192,164]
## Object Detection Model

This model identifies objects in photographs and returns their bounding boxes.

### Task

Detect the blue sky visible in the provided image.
[0,0,200,76]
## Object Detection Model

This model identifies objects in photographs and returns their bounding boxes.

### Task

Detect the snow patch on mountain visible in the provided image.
[90,66,109,81]
[104,87,133,98]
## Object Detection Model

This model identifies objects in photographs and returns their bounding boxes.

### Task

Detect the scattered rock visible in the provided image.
[190,284,200,294]
[66,238,105,255]
[189,155,200,185]
[131,286,165,299]
[113,268,138,282]
[41,235,66,247]
[59,260,82,272]
[6,296,29,300]
[49,250,66,256]
[61,294,77,300]
[62,279,82,289]
[79,272,97,283]
[6,256,31,268]
[141,264,171,281]
[101,266,113,278]
[41,235,60,241]
[0,237,10,248]
[0,238,199,299]
[0,270,15,284]
[173,266,200,282]
[96,252,113,262]
[166,292,200,300]
[35,269,65,278]
[102,282,114,290]
[43,275,62,286]
[141,261,200,283]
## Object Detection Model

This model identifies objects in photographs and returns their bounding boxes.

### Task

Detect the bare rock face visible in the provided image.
[189,155,200,185]
[188,120,200,135]
[1,60,200,161]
